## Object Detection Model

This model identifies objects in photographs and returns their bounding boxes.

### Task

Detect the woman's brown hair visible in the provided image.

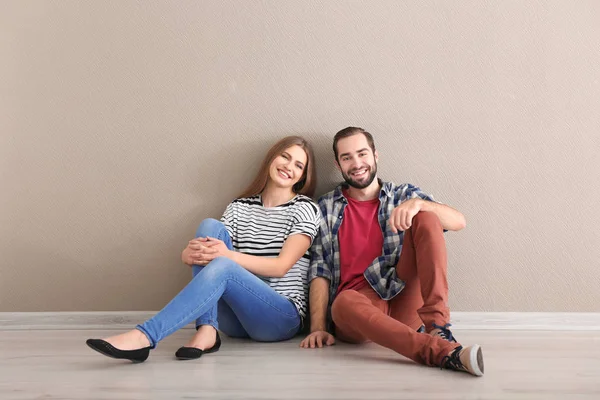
[237,136,317,199]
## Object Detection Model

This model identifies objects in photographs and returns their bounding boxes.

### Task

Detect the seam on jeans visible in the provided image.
[285,321,301,337]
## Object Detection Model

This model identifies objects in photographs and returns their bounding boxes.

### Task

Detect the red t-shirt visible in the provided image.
[337,190,384,294]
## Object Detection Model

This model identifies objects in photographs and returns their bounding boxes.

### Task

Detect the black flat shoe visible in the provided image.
[175,332,221,360]
[86,339,151,363]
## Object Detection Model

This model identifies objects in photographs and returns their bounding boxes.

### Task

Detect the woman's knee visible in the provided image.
[195,218,224,238]
[200,257,242,281]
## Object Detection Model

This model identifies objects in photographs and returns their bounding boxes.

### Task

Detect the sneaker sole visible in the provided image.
[469,344,484,376]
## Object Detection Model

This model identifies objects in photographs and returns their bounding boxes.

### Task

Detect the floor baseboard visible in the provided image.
[1,311,599,331]
[0,312,159,331]
[449,312,600,331]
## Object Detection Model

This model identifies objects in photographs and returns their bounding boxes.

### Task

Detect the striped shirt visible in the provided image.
[221,194,321,318]
[308,181,436,326]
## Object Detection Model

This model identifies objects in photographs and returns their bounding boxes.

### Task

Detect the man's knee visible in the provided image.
[195,218,223,238]
[331,290,360,322]
[412,211,442,231]
[332,291,371,344]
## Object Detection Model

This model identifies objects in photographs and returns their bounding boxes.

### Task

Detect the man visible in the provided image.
[300,127,484,377]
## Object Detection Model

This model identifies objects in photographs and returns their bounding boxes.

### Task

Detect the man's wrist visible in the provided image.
[417,198,430,212]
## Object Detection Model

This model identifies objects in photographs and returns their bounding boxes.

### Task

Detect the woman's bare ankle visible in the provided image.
[186,325,217,349]
[103,329,151,350]
[133,329,151,348]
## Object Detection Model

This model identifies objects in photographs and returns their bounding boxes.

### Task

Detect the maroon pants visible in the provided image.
[331,211,460,366]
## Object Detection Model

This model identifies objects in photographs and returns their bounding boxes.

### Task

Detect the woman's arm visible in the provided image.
[198,234,312,278]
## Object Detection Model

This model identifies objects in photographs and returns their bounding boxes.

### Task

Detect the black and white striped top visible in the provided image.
[220,194,321,318]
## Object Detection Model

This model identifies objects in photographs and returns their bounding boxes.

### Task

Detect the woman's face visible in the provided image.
[268,145,308,191]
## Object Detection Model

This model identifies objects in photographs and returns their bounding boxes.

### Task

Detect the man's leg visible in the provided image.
[332,287,388,344]
[331,285,457,367]
[384,211,485,376]
[389,211,450,333]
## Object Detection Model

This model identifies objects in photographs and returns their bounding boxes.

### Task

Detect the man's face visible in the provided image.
[336,134,378,189]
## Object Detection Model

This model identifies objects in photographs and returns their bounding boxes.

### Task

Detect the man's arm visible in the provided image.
[300,277,336,348]
[389,198,466,233]
[308,277,330,332]
[300,206,336,348]
[419,200,466,231]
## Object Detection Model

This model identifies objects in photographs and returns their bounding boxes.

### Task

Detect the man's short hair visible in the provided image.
[333,127,376,162]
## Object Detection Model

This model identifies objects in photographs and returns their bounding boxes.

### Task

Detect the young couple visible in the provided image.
[87,128,484,377]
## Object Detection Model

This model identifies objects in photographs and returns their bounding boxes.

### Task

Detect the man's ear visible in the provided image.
[334,159,342,172]
[374,150,379,163]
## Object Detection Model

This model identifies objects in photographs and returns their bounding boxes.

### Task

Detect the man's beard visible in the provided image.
[342,163,378,189]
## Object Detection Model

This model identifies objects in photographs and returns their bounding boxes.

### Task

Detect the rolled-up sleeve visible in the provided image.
[403,184,435,202]
[308,210,332,282]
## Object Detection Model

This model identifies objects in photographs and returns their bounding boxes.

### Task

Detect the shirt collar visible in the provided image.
[333,179,393,203]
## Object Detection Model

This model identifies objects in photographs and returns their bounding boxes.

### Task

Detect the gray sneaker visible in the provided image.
[441,345,484,377]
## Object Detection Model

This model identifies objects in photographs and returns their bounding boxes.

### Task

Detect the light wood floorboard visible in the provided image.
[1,329,599,399]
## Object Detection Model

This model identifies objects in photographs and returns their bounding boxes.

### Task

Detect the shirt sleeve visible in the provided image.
[307,200,332,283]
[288,200,321,244]
[402,184,436,202]
[219,202,235,238]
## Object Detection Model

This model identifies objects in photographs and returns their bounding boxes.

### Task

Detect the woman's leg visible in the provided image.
[217,275,300,342]
[99,218,237,351]
[189,219,297,342]
[216,301,250,338]
[135,256,300,347]
[191,218,233,330]
[182,299,249,351]
[186,219,248,349]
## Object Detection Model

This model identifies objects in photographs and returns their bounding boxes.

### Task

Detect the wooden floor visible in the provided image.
[1,329,599,399]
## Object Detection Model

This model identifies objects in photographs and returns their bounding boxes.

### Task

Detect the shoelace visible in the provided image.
[440,345,465,371]
[432,323,456,342]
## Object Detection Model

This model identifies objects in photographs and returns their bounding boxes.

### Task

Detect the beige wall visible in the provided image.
[1,1,599,312]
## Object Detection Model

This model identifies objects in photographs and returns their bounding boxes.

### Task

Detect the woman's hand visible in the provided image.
[202,238,232,260]
[181,238,218,266]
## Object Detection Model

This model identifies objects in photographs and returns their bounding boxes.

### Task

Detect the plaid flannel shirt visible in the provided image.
[308,180,436,324]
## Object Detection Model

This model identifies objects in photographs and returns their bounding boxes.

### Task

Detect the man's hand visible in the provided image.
[389,198,423,233]
[181,237,217,266]
[300,331,335,349]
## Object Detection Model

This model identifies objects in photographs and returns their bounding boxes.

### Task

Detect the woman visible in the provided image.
[86,136,320,362]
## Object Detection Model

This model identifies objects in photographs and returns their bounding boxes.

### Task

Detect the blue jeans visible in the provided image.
[136,219,301,348]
